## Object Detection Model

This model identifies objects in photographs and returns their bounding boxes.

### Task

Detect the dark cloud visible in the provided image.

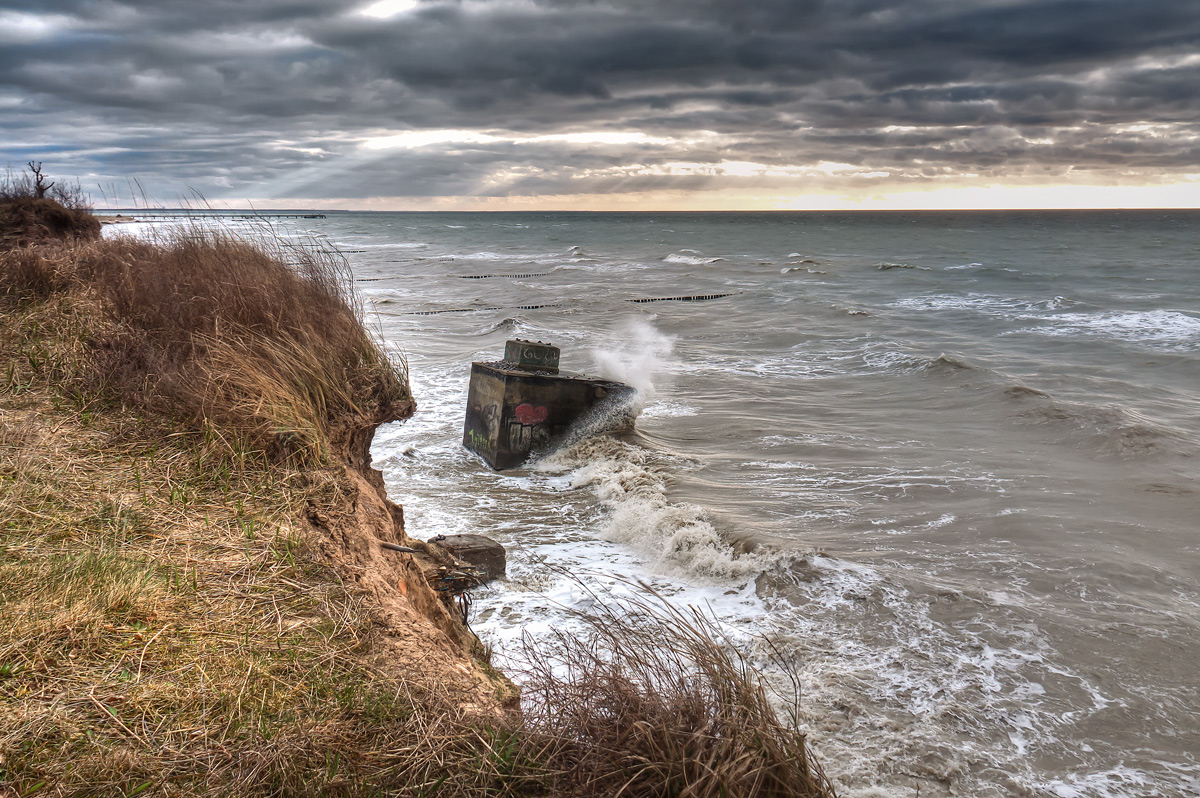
[2,0,1198,203]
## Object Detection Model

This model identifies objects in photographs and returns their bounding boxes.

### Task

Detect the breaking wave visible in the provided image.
[893,293,1072,315]
[472,316,528,335]
[665,252,725,265]
[590,319,677,405]
[1019,309,1200,351]
[543,436,770,581]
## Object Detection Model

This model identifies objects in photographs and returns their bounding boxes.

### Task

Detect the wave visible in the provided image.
[448,250,514,261]
[1003,384,1050,399]
[343,241,428,250]
[544,436,769,580]
[877,262,931,271]
[907,359,1177,460]
[664,253,725,265]
[893,293,1071,315]
[893,294,1196,351]
[751,550,1168,798]
[1019,309,1200,351]
[638,399,700,419]
[928,353,976,372]
[472,316,527,335]
[695,340,935,380]
[1007,390,1171,458]
[590,319,677,404]
[740,458,1005,507]
[859,348,935,373]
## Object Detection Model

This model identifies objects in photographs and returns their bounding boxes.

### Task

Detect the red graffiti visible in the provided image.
[514,403,548,425]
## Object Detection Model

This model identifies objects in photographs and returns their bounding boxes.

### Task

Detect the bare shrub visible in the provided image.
[0,162,90,208]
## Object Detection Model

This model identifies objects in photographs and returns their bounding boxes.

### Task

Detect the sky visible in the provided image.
[2,0,1199,210]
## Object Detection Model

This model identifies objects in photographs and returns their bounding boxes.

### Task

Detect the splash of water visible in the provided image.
[590,319,676,405]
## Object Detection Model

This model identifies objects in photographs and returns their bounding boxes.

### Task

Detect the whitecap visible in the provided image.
[638,399,700,418]
[1037,765,1156,798]
[1022,309,1200,350]
[547,437,771,581]
[893,293,1073,316]
[664,253,725,265]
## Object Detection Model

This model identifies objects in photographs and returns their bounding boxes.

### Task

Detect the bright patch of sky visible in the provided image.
[0,11,75,43]
[359,0,421,19]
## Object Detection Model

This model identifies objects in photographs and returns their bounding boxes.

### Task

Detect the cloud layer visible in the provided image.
[3,0,1199,206]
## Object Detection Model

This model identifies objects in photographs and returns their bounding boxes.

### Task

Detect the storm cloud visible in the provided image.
[2,0,1198,205]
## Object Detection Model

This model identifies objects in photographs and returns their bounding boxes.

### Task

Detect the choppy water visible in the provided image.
[110,210,1200,797]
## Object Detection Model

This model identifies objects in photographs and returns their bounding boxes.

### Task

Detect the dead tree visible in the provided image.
[28,161,54,199]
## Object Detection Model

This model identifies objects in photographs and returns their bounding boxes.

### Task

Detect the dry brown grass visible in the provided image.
[0,226,411,462]
[511,582,836,798]
[0,197,101,249]
[0,382,526,796]
[0,226,496,795]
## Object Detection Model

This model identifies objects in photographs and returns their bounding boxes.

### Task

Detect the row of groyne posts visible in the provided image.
[432,340,636,587]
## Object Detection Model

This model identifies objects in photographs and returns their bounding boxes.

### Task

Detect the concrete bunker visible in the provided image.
[463,339,636,470]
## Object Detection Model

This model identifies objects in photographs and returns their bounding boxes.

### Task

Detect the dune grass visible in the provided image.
[0,201,836,797]
[1,227,411,463]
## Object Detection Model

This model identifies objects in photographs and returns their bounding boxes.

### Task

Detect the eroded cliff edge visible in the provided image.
[307,404,515,713]
[0,203,515,792]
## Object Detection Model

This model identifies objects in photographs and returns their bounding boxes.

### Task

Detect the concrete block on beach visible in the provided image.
[463,338,636,470]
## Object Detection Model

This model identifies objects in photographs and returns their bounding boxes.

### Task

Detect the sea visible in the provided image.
[105,210,1200,798]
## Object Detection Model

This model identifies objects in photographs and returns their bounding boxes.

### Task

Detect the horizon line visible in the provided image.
[95,205,1200,214]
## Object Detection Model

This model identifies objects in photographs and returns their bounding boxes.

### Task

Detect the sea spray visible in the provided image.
[590,318,677,406]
